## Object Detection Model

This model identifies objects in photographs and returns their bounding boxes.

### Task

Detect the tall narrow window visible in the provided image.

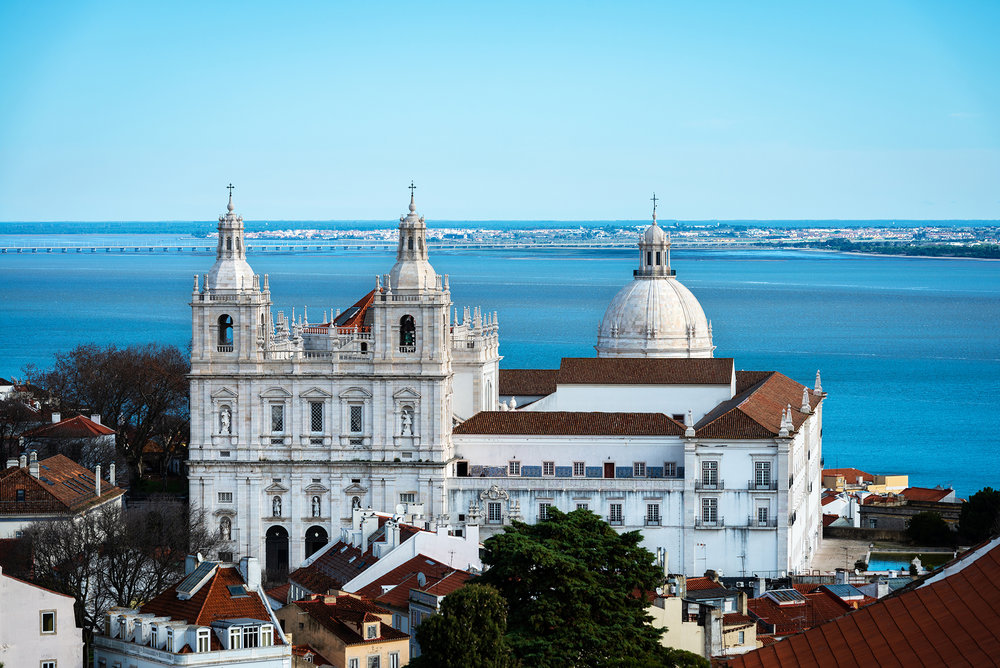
[646,504,660,525]
[757,506,770,526]
[573,461,585,477]
[399,315,415,350]
[655,251,661,265]
[310,402,324,432]
[755,461,772,488]
[243,625,259,648]
[487,502,502,524]
[15,489,24,502]
[633,462,646,477]
[539,502,552,520]
[646,251,652,265]
[702,498,718,524]
[197,628,210,652]
[166,627,174,652]
[542,461,555,476]
[507,460,521,476]
[350,405,363,433]
[664,462,677,477]
[261,625,273,646]
[218,314,233,345]
[271,404,284,432]
[702,460,718,487]
[229,627,241,649]
[609,503,623,525]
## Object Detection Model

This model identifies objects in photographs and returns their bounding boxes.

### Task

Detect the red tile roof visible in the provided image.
[354,555,471,608]
[556,357,734,385]
[748,590,853,637]
[731,538,1000,667]
[0,454,124,515]
[686,577,728,592]
[822,514,838,527]
[822,468,874,483]
[498,369,559,396]
[695,372,821,439]
[293,596,408,647]
[21,415,115,439]
[292,644,334,666]
[453,410,686,436]
[141,564,275,628]
[900,486,954,502]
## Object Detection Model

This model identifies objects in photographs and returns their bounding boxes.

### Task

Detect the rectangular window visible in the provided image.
[350,405,363,433]
[702,498,718,524]
[229,627,241,650]
[702,460,718,486]
[151,626,158,647]
[508,460,521,476]
[755,461,772,487]
[367,623,378,639]
[310,402,324,432]
[165,628,174,652]
[40,610,56,634]
[664,462,677,477]
[389,653,400,668]
[42,661,57,668]
[646,503,660,525]
[542,461,555,476]
[573,461,585,477]
[487,501,502,524]
[218,491,233,503]
[738,630,745,644]
[197,629,210,652]
[576,503,589,511]
[609,503,623,525]
[368,657,381,668]
[260,625,273,646]
[16,489,25,502]
[633,462,646,477]
[350,660,359,668]
[400,492,416,504]
[757,506,770,526]
[270,404,284,432]
[243,625,260,648]
[539,502,551,520]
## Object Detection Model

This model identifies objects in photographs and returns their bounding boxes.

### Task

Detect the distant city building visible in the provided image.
[0,563,84,668]
[0,452,124,538]
[187,189,823,578]
[93,556,290,668]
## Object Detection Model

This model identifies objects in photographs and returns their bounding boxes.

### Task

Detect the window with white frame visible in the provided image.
[218,491,233,503]
[664,461,677,477]
[738,630,745,644]
[633,462,646,477]
[368,656,381,668]
[389,652,400,668]
[487,501,502,524]
[755,461,772,487]
[165,627,174,652]
[349,404,364,433]
[573,461,585,477]
[40,610,56,634]
[542,461,554,476]
[508,460,521,476]
[243,625,261,648]
[757,506,770,526]
[702,460,718,486]
[349,659,360,668]
[609,503,623,524]
[310,402,324,432]
[539,502,552,520]
[400,492,416,504]
[197,628,210,652]
[270,404,284,432]
[42,661,56,668]
[229,627,241,649]
[646,503,660,525]
[702,497,718,523]
[151,625,158,647]
[366,622,378,639]
[261,624,273,646]
[576,502,589,511]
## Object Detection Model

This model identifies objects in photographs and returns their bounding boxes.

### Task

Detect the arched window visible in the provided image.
[220,516,232,540]
[218,315,233,345]
[399,315,415,349]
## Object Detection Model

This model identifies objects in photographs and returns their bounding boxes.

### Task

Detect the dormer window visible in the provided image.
[165,627,174,653]
[366,622,379,639]
[260,624,273,646]
[229,627,241,649]
[197,628,210,652]
[151,625,158,648]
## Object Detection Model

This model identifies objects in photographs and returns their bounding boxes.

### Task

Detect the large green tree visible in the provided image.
[409,583,518,668]
[477,508,680,668]
[906,511,953,546]
[960,487,1000,542]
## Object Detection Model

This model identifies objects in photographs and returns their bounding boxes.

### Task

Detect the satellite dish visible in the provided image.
[395,504,406,515]
[417,572,426,587]
[655,586,664,596]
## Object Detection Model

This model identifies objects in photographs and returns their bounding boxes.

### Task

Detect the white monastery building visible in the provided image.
[188,188,824,580]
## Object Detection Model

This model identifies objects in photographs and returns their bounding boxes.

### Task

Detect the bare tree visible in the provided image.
[0,397,38,462]
[41,343,188,482]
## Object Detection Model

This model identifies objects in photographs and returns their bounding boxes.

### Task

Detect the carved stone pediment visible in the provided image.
[479,484,509,501]
[339,386,372,399]
[260,386,292,399]
[264,482,289,493]
[343,483,368,495]
[304,483,329,493]
[211,387,238,399]
[392,387,420,400]
[299,387,333,399]
[212,508,237,518]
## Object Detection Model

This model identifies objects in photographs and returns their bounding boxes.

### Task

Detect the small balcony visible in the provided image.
[747,516,778,528]
[695,517,725,528]
[695,479,724,490]
[644,517,661,526]
[399,345,416,353]
[217,344,234,353]
[608,517,624,526]
[747,480,778,491]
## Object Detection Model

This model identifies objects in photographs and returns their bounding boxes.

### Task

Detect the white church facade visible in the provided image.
[187,189,823,581]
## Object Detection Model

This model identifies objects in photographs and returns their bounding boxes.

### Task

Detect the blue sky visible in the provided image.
[1,1,998,221]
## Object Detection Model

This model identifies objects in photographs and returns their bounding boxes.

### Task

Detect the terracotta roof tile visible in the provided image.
[556,357,734,385]
[498,369,558,396]
[0,454,124,515]
[453,411,686,436]
[293,596,408,647]
[21,415,116,439]
[686,577,728,591]
[695,372,821,439]
[731,538,1000,667]
[822,468,874,482]
[900,487,953,502]
[141,564,275,628]
[355,555,464,608]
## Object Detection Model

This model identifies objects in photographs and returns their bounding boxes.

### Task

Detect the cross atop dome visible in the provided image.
[226,183,235,213]
[651,192,658,223]
[408,181,417,212]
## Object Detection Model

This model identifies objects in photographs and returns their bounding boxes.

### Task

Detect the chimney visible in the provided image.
[360,512,380,552]
[109,463,116,487]
[19,453,27,468]
[753,576,766,599]
[28,450,39,478]
[91,414,101,425]
[240,556,261,591]
[51,412,61,424]
[95,464,102,496]
[384,520,400,551]
[876,579,889,599]
[185,554,199,575]
[5,458,16,469]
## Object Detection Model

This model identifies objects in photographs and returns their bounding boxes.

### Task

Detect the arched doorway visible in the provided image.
[265,525,289,583]
[305,525,329,559]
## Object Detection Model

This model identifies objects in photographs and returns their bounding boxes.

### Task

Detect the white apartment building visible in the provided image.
[187,189,823,578]
[0,564,84,668]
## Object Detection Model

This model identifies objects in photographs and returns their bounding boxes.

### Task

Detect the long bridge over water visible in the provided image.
[0,239,777,254]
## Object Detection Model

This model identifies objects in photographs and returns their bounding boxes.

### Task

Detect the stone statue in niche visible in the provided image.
[220,517,232,540]
[352,496,361,510]
[272,496,282,517]
[219,406,231,434]
[400,409,413,436]
[311,496,321,517]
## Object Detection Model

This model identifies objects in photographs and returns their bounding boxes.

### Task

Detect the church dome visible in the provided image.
[595,204,714,358]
